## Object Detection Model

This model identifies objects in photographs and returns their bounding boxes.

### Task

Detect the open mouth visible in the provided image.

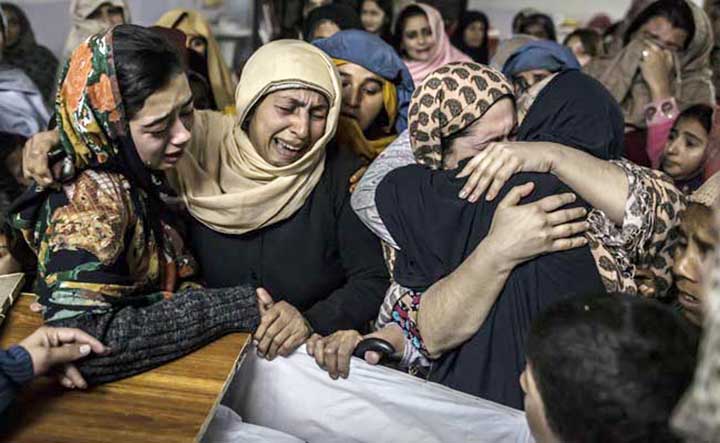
[678,291,700,307]
[341,111,358,120]
[275,137,305,159]
[164,150,184,164]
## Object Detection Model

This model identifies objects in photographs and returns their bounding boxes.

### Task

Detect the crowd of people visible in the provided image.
[0,0,720,441]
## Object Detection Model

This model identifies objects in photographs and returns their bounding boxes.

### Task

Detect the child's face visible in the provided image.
[662,116,709,181]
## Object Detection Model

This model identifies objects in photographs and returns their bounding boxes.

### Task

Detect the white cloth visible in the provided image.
[223,345,534,443]
[202,405,303,443]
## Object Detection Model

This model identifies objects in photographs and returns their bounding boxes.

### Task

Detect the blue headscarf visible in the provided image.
[502,40,580,79]
[314,29,414,133]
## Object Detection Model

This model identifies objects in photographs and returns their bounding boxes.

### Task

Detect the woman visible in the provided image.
[313,30,413,163]
[450,10,490,65]
[62,0,128,64]
[359,0,392,44]
[303,3,362,41]
[563,28,604,66]
[584,0,714,163]
[517,13,557,41]
[658,103,716,191]
[393,3,471,85]
[156,9,237,114]
[172,39,389,360]
[501,40,580,99]
[1,2,59,102]
[6,25,260,385]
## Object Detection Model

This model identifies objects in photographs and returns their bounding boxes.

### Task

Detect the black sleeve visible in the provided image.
[0,346,33,414]
[51,285,260,385]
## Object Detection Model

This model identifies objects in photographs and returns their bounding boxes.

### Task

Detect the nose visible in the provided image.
[665,139,681,156]
[290,111,310,141]
[169,114,192,147]
[344,85,361,109]
[674,245,699,283]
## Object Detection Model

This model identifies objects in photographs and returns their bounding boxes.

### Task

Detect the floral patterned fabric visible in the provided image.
[7,29,198,322]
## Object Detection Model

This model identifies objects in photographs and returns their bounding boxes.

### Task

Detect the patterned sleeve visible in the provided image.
[16,171,162,323]
[587,159,686,298]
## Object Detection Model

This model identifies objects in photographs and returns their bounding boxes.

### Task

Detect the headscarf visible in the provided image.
[313,29,414,160]
[584,0,715,128]
[672,209,720,439]
[62,0,129,62]
[399,3,472,86]
[156,9,237,114]
[450,11,490,65]
[489,34,537,71]
[303,3,362,41]
[172,40,342,235]
[517,70,625,160]
[1,3,59,102]
[689,170,720,207]
[407,62,513,170]
[501,40,581,79]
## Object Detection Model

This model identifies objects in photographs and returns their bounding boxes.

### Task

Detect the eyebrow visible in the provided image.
[278,96,329,111]
[143,95,193,128]
[683,131,704,145]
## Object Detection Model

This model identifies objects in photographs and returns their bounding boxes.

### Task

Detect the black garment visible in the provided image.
[0,345,33,413]
[451,10,490,64]
[517,70,625,160]
[303,4,363,41]
[377,167,606,409]
[190,144,389,336]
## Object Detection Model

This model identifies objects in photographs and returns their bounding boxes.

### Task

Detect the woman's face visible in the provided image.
[247,88,330,167]
[129,74,194,171]
[443,97,516,170]
[674,203,718,326]
[520,364,559,443]
[662,117,709,181]
[92,3,125,27]
[312,20,341,40]
[565,36,591,66]
[463,20,486,48]
[361,0,386,34]
[513,69,552,95]
[338,62,385,132]
[3,7,22,48]
[523,23,551,41]
[639,16,689,52]
[187,35,208,58]
[402,14,434,62]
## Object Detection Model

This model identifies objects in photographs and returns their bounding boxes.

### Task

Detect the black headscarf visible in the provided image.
[374,70,623,409]
[303,3,362,41]
[450,10,489,64]
[517,69,625,160]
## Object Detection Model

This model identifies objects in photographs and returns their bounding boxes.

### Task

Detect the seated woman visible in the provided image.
[516,12,557,41]
[303,3,362,41]
[313,30,413,167]
[172,39,389,361]
[393,3,470,85]
[450,11,491,65]
[62,0,128,65]
[585,0,714,167]
[5,25,260,385]
[358,0,393,44]
[356,64,683,409]
[562,28,604,66]
[156,9,237,114]
[657,103,715,191]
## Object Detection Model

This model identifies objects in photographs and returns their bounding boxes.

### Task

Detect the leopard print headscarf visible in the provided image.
[407,62,514,169]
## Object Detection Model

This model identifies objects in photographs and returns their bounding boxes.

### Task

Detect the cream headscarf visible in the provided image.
[62,0,130,62]
[156,9,237,114]
[172,40,342,235]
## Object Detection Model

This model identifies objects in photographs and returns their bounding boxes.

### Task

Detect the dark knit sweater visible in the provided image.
[0,345,33,413]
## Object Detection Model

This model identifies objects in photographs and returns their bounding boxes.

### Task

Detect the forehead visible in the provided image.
[338,63,383,82]
[132,74,191,121]
[675,117,709,138]
[267,88,329,107]
[464,97,516,135]
[405,14,430,30]
[643,16,689,44]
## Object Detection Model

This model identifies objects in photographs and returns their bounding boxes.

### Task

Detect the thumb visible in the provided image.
[256,287,274,312]
[364,351,382,365]
[498,182,534,208]
[45,344,92,370]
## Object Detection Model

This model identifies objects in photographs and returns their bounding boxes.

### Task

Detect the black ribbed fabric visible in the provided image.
[0,345,33,413]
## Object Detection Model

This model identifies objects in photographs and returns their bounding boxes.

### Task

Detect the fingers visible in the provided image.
[23,135,53,186]
[61,364,88,389]
[549,235,589,252]
[498,182,535,209]
[256,312,283,357]
[266,324,293,360]
[484,156,522,201]
[536,193,576,212]
[349,166,368,184]
[323,342,340,380]
[456,150,488,179]
[549,221,590,240]
[45,343,93,369]
[305,333,322,357]
[364,351,382,365]
[277,331,306,358]
[254,308,280,354]
[458,151,494,198]
[545,206,588,227]
[335,340,356,379]
[54,328,107,355]
[313,336,327,369]
[255,287,274,315]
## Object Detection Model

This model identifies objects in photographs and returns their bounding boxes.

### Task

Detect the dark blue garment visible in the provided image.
[502,40,580,78]
[0,345,33,413]
[313,29,414,134]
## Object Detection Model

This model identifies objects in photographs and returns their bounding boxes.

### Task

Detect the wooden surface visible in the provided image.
[0,294,251,443]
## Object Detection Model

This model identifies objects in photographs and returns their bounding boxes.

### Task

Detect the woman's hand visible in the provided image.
[19,326,108,389]
[254,288,312,361]
[484,182,589,268]
[23,128,60,187]
[639,40,674,101]
[456,141,556,202]
[349,165,368,193]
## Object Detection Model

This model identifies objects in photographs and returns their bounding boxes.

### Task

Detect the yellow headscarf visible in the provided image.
[332,58,398,161]
[156,9,237,114]
[172,40,342,235]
